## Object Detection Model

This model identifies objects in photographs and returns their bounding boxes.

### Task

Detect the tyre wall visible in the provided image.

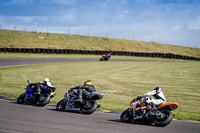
[0,48,199,61]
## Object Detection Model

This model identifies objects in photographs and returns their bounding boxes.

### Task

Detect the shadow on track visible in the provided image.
[108,119,155,127]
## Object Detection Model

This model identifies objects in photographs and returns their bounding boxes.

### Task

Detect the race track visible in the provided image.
[0,58,200,133]
[0,58,167,67]
[0,99,199,133]
[0,58,98,67]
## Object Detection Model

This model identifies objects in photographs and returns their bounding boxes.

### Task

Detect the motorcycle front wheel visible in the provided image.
[99,57,104,61]
[120,109,133,123]
[152,109,173,127]
[56,99,66,111]
[17,93,26,104]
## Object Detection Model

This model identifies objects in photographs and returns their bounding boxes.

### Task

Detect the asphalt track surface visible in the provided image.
[0,58,200,133]
[0,98,200,133]
[0,58,98,67]
[0,58,168,67]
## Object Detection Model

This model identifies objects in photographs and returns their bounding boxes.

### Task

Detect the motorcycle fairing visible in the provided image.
[25,86,34,97]
[89,92,104,100]
[157,102,180,110]
[130,100,152,112]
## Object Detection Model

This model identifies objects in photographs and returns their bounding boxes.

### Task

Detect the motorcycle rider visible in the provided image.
[70,80,96,102]
[32,78,53,95]
[137,87,166,113]
[104,53,111,60]
[40,78,53,90]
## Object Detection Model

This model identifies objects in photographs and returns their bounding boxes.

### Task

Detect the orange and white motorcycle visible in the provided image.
[120,97,180,127]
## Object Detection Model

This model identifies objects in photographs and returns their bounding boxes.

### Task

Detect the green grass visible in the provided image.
[1,30,200,58]
[0,54,199,121]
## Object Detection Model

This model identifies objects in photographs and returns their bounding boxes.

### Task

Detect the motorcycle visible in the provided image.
[100,53,111,61]
[17,80,56,106]
[56,89,104,114]
[120,97,180,127]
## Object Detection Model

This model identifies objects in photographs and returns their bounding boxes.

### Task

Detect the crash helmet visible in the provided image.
[84,80,92,85]
[153,87,162,96]
[43,78,50,82]
[43,78,53,87]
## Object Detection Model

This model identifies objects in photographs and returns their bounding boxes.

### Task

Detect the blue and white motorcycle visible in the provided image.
[17,80,56,106]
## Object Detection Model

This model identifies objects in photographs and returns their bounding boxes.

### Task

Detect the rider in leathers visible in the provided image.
[103,53,111,60]
[137,87,166,111]
[70,80,96,102]
[33,78,53,95]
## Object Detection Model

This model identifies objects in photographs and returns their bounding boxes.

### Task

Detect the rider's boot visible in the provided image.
[97,104,101,108]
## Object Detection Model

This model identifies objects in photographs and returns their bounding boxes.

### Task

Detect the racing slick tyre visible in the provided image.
[36,93,50,107]
[17,93,26,104]
[81,101,97,114]
[120,109,133,123]
[56,99,66,111]
[152,109,173,127]
[99,57,104,61]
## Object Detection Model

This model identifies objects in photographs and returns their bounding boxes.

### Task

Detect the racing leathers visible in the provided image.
[140,87,166,106]
[70,85,96,101]
[30,81,53,95]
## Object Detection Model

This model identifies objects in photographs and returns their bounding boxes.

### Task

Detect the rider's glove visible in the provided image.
[137,96,142,100]
[70,88,74,92]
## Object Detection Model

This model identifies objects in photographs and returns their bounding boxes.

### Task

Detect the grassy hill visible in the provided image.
[0,30,200,58]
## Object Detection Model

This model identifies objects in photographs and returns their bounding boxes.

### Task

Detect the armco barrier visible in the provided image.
[0,47,199,61]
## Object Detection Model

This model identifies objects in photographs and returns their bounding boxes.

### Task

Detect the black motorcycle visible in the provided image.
[100,53,111,61]
[17,80,56,106]
[56,89,104,114]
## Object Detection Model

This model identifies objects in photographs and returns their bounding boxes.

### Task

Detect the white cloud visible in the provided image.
[188,16,200,30]
[172,25,181,32]
[0,15,48,24]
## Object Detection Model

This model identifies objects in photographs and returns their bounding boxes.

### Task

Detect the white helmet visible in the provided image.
[43,78,49,82]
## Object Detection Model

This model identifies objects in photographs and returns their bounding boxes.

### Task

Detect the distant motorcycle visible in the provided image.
[17,80,56,106]
[100,53,111,61]
[120,97,180,127]
[56,89,104,114]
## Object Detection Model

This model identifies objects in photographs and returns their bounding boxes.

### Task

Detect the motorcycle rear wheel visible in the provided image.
[56,99,66,111]
[36,93,50,107]
[120,109,133,123]
[81,101,97,114]
[152,109,173,127]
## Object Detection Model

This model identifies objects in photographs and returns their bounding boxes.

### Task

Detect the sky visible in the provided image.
[0,0,200,48]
